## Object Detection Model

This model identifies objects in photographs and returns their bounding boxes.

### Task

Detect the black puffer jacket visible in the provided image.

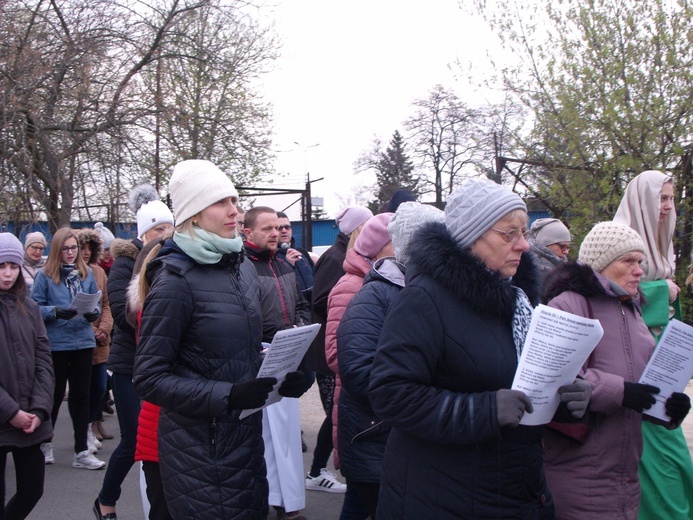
[133,240,267,519]
[336,258,404,483]
[107,238,142,374]
[369,222,553,520]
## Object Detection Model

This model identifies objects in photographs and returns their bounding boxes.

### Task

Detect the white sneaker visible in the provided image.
[41,442,54,465]
[72,450,106,470]
[87,423,102,453]
[305,468,347,493]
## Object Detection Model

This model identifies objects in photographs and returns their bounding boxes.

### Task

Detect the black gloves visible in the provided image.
[227,377,277,412]
[54,308,78,320]
[622,382,659,412]
[557,379,592,419]
[84,310,100,323]
[496,389,533,428]
[665,392,691,426]
[278,371,307,398]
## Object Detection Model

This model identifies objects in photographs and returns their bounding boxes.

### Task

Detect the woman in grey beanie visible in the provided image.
[528,218,571,277]
[22,231,47,292]
[368,178,589,519]
[0,232,54,519]
[541,220,690,519]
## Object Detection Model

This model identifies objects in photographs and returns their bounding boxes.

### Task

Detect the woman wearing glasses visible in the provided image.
[369,179,589,519]
[30,227,104,469]
[527,218,571,280]
[21,232,48,292]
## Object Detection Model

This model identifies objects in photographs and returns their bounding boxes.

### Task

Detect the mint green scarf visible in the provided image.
[174,229,243,265]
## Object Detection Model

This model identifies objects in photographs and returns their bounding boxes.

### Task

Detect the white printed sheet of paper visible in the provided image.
[511,304,603,426]
[69,290,102,317]
[239,323,321,419]
[639,319,693,422]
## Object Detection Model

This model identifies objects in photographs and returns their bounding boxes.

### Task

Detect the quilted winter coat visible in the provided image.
[368,221,553,520]
[133,240,267,519]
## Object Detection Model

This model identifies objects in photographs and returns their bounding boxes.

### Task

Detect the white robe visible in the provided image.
[263,398,305,512]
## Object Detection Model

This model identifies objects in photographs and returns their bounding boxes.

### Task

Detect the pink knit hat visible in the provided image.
[335,206,373,235]
[354,213,393,259]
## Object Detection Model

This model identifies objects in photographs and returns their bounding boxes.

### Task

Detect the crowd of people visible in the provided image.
[1,163,692,520]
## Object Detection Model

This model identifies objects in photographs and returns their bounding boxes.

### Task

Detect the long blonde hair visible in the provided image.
[43,227,90,283]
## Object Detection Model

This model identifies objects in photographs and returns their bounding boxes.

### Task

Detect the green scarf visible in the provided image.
[174,229,243,265]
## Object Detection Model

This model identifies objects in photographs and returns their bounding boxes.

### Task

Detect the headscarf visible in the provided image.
[613,170,675,281]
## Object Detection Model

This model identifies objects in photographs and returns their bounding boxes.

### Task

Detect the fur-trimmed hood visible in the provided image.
[408,221,540,322]
[110,237,142,260]
[77,228,103,265]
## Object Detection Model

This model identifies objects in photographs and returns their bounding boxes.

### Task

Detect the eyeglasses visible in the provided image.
[555,243,571,252]
[29,245,45,252]
[61,246,79,252]
[278,225,292,231]
[491,228,531,243]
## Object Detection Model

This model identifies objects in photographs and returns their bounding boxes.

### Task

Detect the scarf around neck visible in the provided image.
[174,228,243,265]
[61,264,82,298]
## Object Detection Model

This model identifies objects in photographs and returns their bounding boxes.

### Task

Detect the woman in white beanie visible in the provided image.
[133,159,302,519]
[94,185,174,519]
[369,178,590,519]
[0,232,54,519]
[21,231,48,292]
[335,202,444,518]
[541,221,690,519]
[612,170,693,520]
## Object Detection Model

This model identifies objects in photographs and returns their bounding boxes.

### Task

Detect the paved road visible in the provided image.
[7,381,693,519]
[7,384,344,519]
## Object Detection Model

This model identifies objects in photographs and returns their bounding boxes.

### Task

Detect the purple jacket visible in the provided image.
[542,262,656,520]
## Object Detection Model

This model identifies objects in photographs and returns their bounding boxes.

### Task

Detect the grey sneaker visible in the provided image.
[73,450,106,470]
[305,468,346,493]
[41,442,54,465]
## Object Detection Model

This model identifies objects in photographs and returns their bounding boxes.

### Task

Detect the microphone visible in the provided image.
[279,242,290,250]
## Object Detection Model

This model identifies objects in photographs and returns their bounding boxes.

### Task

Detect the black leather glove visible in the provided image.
[558,378,592,419]
[227,377,277,411]
[665,392,691,426]
[54,308,78,320]
[496,389,533,428]
[622,382,659,412]
[84,310,100,323]
[278,371,306,398]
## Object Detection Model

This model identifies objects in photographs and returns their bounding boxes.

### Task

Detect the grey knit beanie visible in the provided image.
[0,233,25,266]
[388,202,445,264]
[168,160,238,224]
[578,222,646,273]
[445,178,527,248]
[530,218,571,247]
[24,231,47,250]
[94,223,115,248]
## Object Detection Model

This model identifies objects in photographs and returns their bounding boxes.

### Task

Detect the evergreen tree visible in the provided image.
[368,131,420,212]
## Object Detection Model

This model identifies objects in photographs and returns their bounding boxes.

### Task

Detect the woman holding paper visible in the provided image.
[542,221,690,519]
[133,160,301,519]
[613,169,693,520]
[30,227,103,469]
[368,179,590,519]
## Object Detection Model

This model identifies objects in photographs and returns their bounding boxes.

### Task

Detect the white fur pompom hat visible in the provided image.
[128,184,174,239]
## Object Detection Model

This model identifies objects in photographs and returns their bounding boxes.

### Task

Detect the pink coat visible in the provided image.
[544,270,656,520]
[325,248,371,468]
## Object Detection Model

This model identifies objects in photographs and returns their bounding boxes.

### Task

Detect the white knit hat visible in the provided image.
[388,202,445,264]
[128,184,174,239]
[94,223,115,248]
[168,160,238,224]
[445,178,526,248]
[578,222,646,273]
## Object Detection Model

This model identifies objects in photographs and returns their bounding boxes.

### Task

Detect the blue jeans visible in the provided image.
[89,362,108,423]
[97,372,141,507]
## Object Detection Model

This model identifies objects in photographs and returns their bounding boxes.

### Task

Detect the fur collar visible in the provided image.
[409,221,540,322]
[110,238,141,260]
[541,262,606,304]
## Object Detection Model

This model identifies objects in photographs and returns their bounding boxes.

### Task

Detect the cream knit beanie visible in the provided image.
[388,202,445,264]
[578,222,646,273]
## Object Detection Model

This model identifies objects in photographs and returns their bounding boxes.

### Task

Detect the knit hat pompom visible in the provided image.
[168,160,238,224]
[24,231,47,250]
[388,202,444,264]
[335,206,373,235]
[445,179,526,248]
[0,233,25,266]
[129,184,174,239]
[354,213,393,259]
[578,221,646,273]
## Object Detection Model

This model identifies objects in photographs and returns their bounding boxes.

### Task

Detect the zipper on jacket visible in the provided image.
[228,263,255,366]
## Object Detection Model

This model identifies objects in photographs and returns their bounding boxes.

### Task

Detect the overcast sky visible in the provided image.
[255,0,500,217]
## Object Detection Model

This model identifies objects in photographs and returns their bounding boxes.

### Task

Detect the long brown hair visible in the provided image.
[0,262,28,313]
[43,227,90,283]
